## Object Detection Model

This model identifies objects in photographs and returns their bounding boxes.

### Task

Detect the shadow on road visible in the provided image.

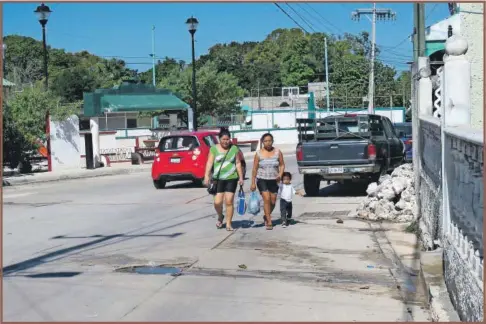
[304,182,369,198]
[164,182,203,190]
[3,212,214,277]
[50,233,184,240]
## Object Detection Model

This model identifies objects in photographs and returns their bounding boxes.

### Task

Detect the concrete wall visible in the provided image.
[49,115,82,171]
[241,96,309,110]
[250,109,405,130]
[418,116,443,249]
[415,29,483,320]
[459,3,484,129]
[443,127,483,321]
[418,117,484,321]
[232,128,298,145]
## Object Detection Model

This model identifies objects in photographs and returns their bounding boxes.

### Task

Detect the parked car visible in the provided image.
[393,122,413,163]
[296,114,405,196]
[151,131,246,189]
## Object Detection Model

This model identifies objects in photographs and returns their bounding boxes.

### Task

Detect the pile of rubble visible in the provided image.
[356,164,417,222]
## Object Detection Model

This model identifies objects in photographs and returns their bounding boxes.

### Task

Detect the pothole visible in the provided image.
[114,262,192,275]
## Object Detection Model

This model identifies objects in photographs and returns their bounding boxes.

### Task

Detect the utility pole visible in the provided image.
[2,44,6,78]
[413,3,426,61]
[352,3,396,114]
[418,4,426,57]
[257,80,261,110]
[151,25,156,86]
[150,25,158,129]
[324,37,330,112]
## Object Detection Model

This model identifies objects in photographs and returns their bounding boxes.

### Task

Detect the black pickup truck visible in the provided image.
[296,114,405,196]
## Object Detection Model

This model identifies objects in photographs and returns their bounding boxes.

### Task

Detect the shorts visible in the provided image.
[216,179,238,194]
[256,178,279,194]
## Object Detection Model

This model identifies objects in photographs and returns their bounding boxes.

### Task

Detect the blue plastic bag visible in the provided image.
[237,186,247,216]
[247,191,261,215]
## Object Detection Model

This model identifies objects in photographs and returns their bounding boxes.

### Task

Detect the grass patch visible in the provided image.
[405,220,420,234]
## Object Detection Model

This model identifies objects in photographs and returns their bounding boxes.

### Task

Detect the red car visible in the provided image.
[151,130,246,189]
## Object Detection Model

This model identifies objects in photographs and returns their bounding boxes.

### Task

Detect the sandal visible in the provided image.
[216,215,224,229]
[226,226,234,231]
[264,215,273,230]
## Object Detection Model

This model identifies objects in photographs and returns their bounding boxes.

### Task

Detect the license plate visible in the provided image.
[328,167,344,174]
[170,158,181,163]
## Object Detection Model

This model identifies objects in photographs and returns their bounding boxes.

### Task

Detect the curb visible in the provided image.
[371,221,460,322]
[3,165,151,187]
[419,249,460,322]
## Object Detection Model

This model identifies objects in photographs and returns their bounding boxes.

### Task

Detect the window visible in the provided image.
[79,119,90,131]
[203,136,216,147]
[369,117,385,137]
[382,118,396,138]
[127,119,137,128]
[158,136,199,152]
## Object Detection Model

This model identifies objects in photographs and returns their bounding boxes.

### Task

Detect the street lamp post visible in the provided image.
[2,44,6,77]
[34,3,52,171]
[186,16,198,131]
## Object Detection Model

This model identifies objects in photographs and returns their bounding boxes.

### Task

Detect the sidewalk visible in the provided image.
[2,144,297,187]
[122,195,432,321]
[2,162,152,187]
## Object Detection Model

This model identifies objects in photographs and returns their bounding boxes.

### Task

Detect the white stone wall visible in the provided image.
[414,28,484,319]
[250,109,405,129]
[459,3,484,129]
[233,129,298,145]
[443,127,483,322]
[49,115,82,171]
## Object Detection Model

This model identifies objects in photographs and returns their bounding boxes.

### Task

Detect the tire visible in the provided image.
[371,160,388,183]
[193,179,204,187]
[303,174,321,197]
[153,179,166,189]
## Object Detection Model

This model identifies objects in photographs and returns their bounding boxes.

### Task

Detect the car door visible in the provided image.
[369,115,388,166]
[382,118,403,167]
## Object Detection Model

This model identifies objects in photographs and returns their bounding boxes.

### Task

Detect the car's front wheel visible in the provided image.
[153,179,166,189]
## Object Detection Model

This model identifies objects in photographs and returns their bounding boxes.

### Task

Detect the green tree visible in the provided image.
[50,65,99,103]
[158,61,245,125]
[3,87,78,170]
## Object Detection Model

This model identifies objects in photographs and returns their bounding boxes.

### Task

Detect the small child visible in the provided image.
[278,172,298,228]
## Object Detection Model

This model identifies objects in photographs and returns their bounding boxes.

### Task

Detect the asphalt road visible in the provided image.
[3,155,430,321]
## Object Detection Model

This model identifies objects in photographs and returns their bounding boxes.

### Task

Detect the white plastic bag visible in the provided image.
[247,191,261,215]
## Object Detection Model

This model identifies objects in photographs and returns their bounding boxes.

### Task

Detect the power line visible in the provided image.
[425,3,439,22]
[273,3,310,34]
[285,3,317,33]
[304,3,343,34]
[295,3,335,35]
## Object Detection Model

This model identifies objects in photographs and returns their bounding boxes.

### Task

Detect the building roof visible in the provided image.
[83,82,190,117]
[426,14,460,42]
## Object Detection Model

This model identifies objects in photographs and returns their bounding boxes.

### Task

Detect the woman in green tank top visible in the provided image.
[204,128,244,231]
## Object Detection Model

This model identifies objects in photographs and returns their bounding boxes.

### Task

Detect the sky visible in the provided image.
[3,2,450,73]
